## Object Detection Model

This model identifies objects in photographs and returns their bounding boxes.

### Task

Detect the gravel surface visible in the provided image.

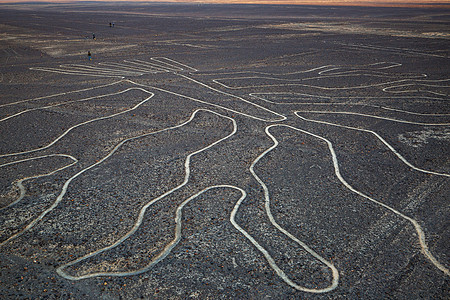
[0,3,449,299]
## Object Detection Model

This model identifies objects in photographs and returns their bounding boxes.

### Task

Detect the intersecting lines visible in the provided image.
[29,57,198,78]
[1,57,449,296]
[261,124,449,277]
[209,62,428,90]
[0,88,154,158]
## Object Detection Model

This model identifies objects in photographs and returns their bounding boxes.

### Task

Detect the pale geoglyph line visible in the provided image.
[0,109,235,248]
[125,59,174,72]
[127,79,287,122]
[152,57,199,72]
[0,80,123,108]
[98,62,159,74]
[339,43,448,59]
[148,58,183,71]
[31,66,132,76]
[102,62,163,74]
[55,109,237,279]
[383,83,450,96]
[212,77,417,90]
[248,129,340,293]
[29,57,196,78]
[131,58,182,72]
[175,74,287,122]
[249,93,450,116]
[296,111,450,126]
[263,124,449,276]
[11,57,448,289]
[1,88,143,122]
[62,64,142,76]
[56,185,245,279]
[193,65,333,76]
[211,71,448,92]
[29,67,125,78]
[0,154,78,210]
[0,88,154,158]
[294,112,450,177]
[379,106,450,116]
[301,73,426,82]
[56,141,338,293]
[123,60,171,73]
[194,62,401,77]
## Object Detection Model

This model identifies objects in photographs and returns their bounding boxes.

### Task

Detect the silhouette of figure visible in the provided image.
[93,33,96,40]
[88,51,91,61]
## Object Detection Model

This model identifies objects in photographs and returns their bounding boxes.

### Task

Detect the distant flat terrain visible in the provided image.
[0,3,449,299]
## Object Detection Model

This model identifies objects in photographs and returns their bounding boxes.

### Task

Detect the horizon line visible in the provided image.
[0,0,449,8]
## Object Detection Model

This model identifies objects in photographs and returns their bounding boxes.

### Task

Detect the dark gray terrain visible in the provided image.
[0,2,449,299]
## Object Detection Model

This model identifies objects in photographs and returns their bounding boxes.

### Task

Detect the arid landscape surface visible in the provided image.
[0,3,449,299]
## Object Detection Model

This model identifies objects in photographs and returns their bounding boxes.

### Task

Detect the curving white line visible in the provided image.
[53,109,237,279]
[0,88,154,158]
[152,57,199,72]
[30,67,125,78]
[294,112,450,178]
[383,82,450,96]
[249,93,450,116]
[295,111,450,126]
[58,182,338,294]
[98,62,158,74]
[0,154,78,210]
[127,80,287,123]
[212,77,418,91]
[379,106,450,116]
[175,74,287,122]
[125,59,174,72]
[61,64,142,76]
[29,59,286,122]
[264,124,449,276]
[56,185,243,279]
[339,43,448,58]
[0,80,123,108]
[194,62,398,77]
[1,88,143,122]
[301,73,425,82]
[248,127,339,293]
[0,109,235,248]
[123,60,171,73]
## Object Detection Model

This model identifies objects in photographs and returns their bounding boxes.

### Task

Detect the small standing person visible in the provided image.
[93,33,96,40]
[88,51,91,61]
[109,22,112,27]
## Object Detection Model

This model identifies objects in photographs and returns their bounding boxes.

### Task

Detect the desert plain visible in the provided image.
[0,2,449,299]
